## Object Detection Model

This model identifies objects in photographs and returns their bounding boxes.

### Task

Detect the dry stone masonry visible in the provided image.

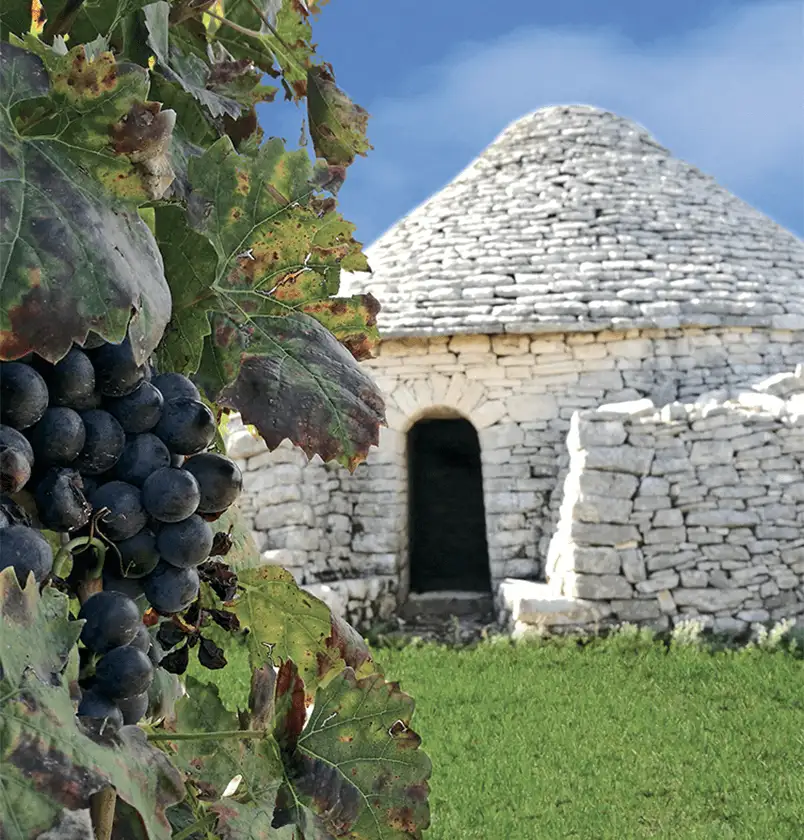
[229,104,804,633]
[537,369,804,637]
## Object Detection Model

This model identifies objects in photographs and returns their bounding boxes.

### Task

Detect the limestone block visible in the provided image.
[577,470,639,499]
[581,445,654,476]
[636,571,680,594]
[480,423,525,450]
[653,509,683,528]
[685,510,760,528]
[737,609,771,622]
[680,570,709,587]
[575,419,627,449]
[571,522,641,547]
[689,440,735,466]
[255,502,315,530]
[655,589,677,614]
[672,587,752,612]
[491,335,530,355]
[611,599,662,620]
[597,398,656,416]
[639,477,670,496]
[564,572,634,599]
[472,400,507,428]
[449,334,491,354]
[506,393,559,422]
[571,546,622,575]
[621,549,647,582]
[573,493,633,524]
[497,579,611,627]
[226,428,268,459]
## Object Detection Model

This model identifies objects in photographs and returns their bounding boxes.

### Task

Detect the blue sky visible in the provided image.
[257,0,804,249]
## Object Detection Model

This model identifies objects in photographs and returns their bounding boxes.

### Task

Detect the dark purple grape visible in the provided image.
[91,337,147,397]
[0,442,31,494]
[78,590,142,654]
[26,407,85,466]
[113,528,160,578]
[147,639,164,666]
[141,467,200,523]
[77,689,123,728]
[89,480,146,541]
[117,690,149,725]
[143,561,200,615]
[41,347,97,409]
[128,624,151,653]
[153,398,215,456]
[151,372,200,402]
[34,468,91,532]
[156,515,213,568]
[105,381,163,434]
[183,453,242,514]
[0,524,53,584]
[94,645,154,700]
[0,425,34,467]
[0,362,49,429]
[74,410,125,475]
[113,433,171,486]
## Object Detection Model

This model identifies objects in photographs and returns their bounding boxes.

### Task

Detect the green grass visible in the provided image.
[371,631,804,840]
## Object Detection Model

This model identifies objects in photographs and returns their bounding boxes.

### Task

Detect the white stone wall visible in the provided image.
[229,325,804,627]
[546,369,804,635]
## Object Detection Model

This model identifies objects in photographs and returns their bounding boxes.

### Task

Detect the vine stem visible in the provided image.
[172,814,218,840]
[89,787,116,840]
[148,729,266,742]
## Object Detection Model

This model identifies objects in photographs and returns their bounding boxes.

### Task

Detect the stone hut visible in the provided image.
[228,104,804,634]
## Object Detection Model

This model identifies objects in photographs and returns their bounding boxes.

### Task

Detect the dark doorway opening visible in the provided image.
[407,417,491,593]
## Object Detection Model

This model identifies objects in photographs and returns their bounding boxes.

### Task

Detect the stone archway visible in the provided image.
[406,415,492,593]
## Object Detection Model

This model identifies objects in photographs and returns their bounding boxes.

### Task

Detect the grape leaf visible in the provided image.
[232,565,333,701]
[0,40,171,363]
[209,0,316,97]
[201,310,385,469]
[277,668,432,840]
[307,63,371,168]
[316,611,380,689]
[0,569,185,840]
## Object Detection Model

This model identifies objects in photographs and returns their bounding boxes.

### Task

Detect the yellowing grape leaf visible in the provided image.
[0,40,171,362]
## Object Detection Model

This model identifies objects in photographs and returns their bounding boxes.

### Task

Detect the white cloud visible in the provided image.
[348,1,803,242]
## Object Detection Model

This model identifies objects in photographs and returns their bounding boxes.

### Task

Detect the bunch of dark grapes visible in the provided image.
[0,336,243,729]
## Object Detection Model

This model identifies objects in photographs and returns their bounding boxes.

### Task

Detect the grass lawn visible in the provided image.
[372,630,804,840]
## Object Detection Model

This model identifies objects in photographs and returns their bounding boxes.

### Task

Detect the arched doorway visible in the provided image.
[407,416,491,593]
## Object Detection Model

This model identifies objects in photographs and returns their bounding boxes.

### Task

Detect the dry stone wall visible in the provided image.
[229,325,804,628]
[546,369,804,635]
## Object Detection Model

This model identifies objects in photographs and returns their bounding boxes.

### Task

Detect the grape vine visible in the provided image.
[0,3,431,839]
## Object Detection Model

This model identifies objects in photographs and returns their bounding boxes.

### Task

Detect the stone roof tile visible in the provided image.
[340,105,804,336]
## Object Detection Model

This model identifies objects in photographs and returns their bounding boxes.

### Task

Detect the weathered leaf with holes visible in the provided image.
[307,63,372,168]
[0,569,184,840]
[277,668,432,840]
[0,40,171,362]
[232,565,334,700]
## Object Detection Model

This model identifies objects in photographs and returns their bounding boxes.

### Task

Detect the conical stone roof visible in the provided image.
[342,105,804,337]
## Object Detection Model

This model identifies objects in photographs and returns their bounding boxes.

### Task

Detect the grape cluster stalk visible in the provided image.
[0,336,243,727]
